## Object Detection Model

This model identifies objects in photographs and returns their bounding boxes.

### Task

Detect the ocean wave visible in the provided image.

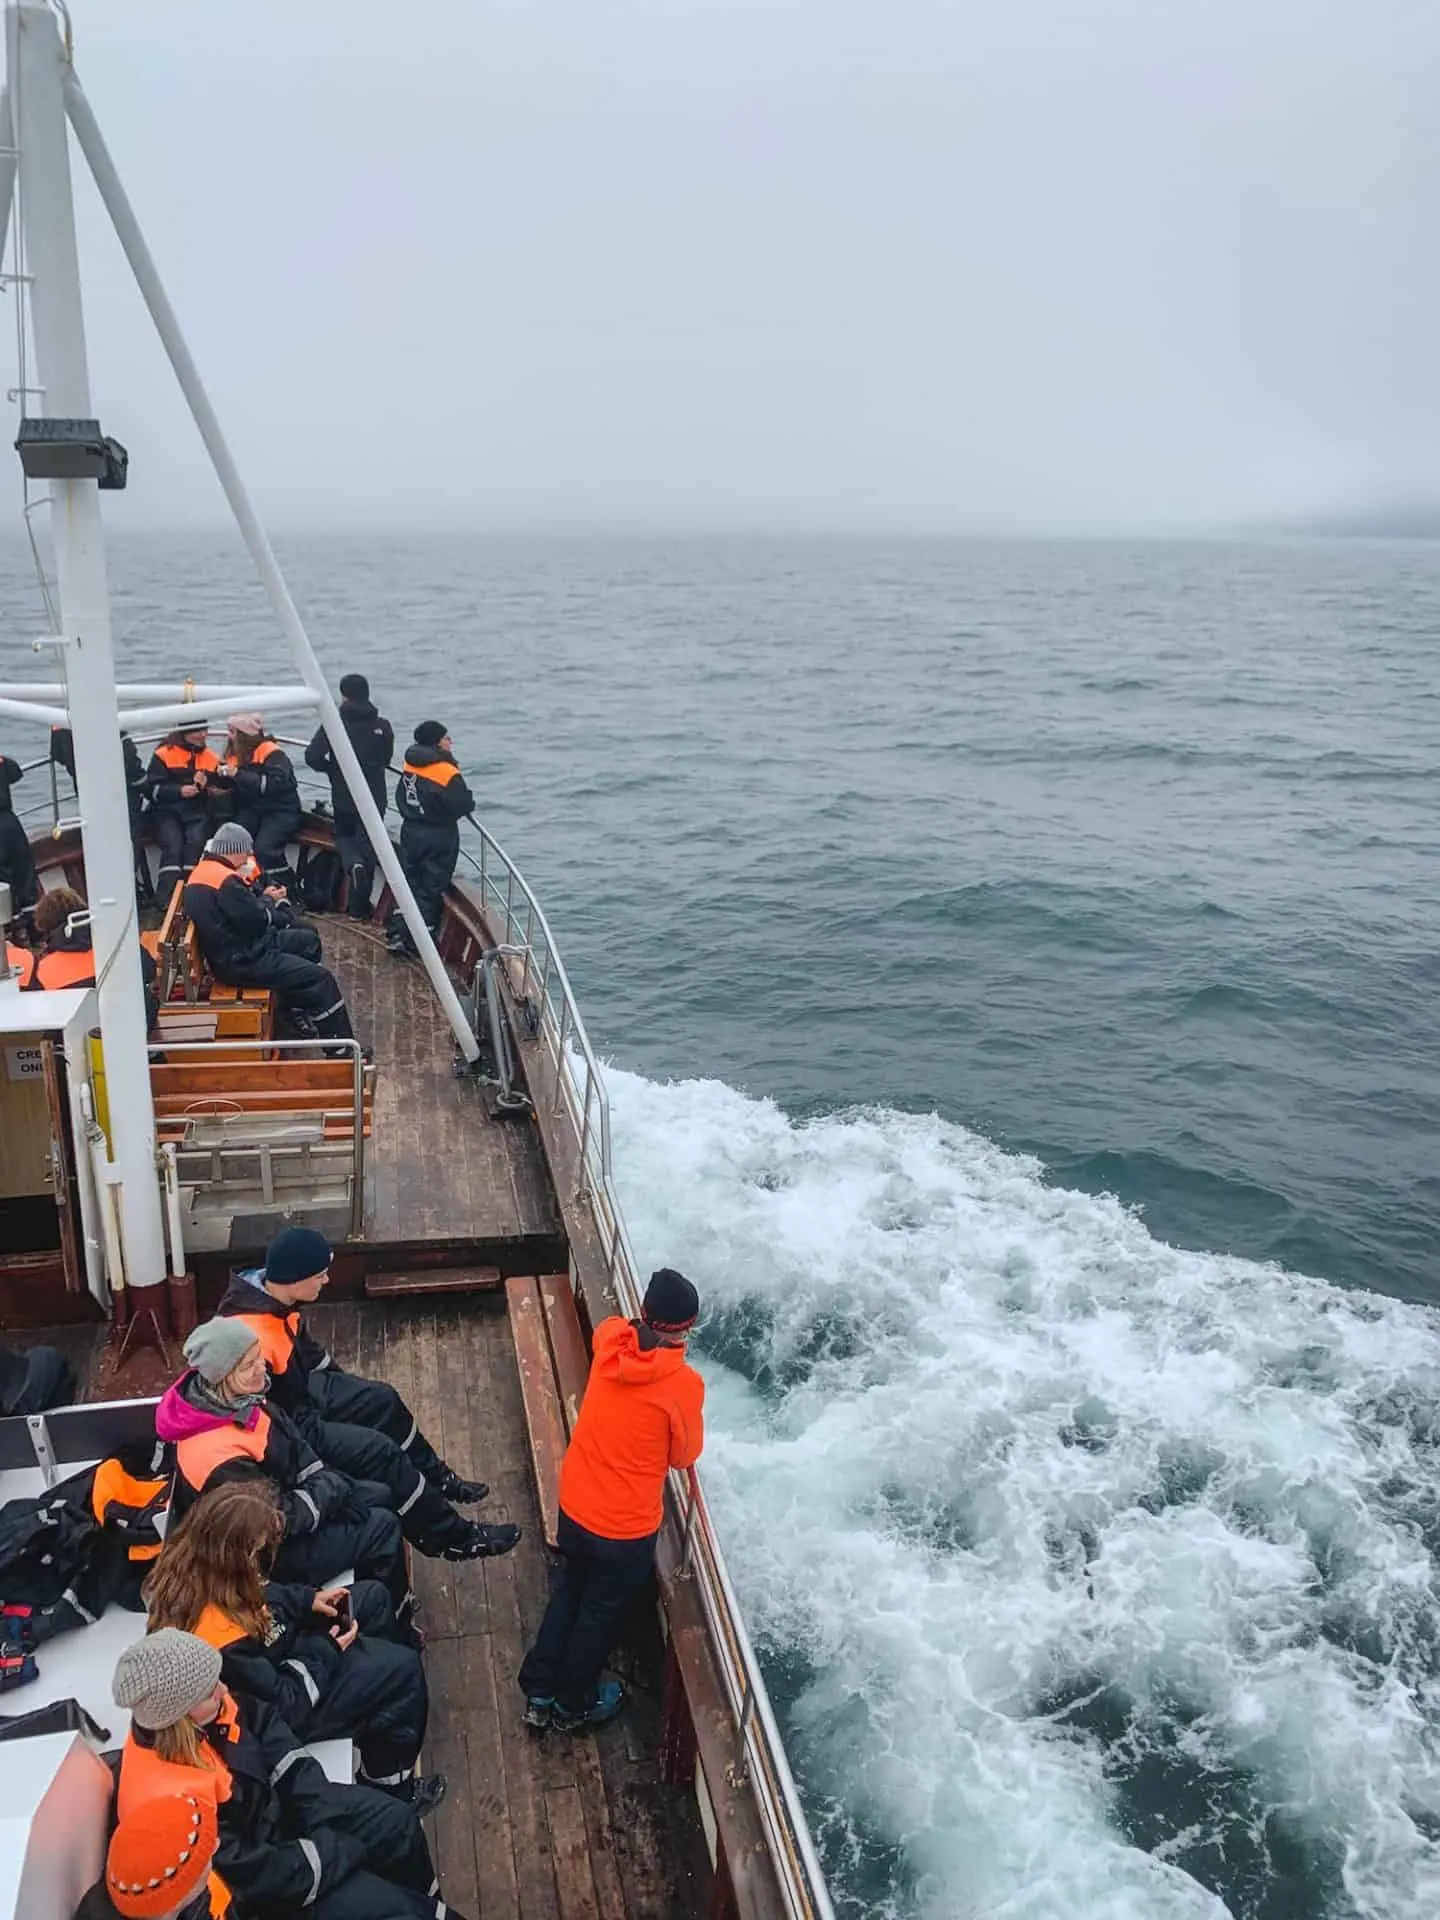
[607,1067,1440,1920]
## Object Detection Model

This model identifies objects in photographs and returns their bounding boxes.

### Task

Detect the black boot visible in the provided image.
[442,1521,521,1562]
[433,1466,489,1504]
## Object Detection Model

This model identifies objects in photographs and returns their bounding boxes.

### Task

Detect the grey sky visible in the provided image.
[24,0,1440,531]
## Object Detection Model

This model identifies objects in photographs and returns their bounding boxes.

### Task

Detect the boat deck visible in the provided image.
[311,1293,707,1920]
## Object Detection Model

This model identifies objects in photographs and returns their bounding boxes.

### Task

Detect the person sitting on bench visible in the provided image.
[218,1227,519,1564]
[155,1319,414,1631]
[145,726,219,899]
[111,1630,466,1920]
[31,886,160,1029]
[144,1479,443,1810]
[184,823,357,1046]
[74,1788,226,1919]
[211,714,302,895]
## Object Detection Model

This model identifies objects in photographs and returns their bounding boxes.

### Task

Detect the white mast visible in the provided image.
[11,0,167,1292]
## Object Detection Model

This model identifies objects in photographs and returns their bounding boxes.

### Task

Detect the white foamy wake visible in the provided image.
[604,1066,1440,1920]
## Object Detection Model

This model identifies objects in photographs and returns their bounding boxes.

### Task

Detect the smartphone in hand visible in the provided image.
[332,1590,352,1632]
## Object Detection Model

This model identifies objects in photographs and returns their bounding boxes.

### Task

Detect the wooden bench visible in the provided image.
[505,1273,590,1550]
[153,879,276,1038]
[149,1057,375,1140]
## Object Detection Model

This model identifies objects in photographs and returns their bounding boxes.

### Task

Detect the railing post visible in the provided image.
[349,1042,365,1238]
[551,999,570,1116]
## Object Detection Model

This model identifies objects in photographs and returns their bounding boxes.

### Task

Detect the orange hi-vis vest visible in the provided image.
[235,1308,299,1379]
[175,1409,271,1496]
[191,1603,250,1653]
[119,1694,237,1919]
[91,1457,171,1563]
[185,857,239,896]
[223,739,281,773]
[402,755,459,786]
[33,946,95,992]
[5,944,32,987]
[156,743,220,777]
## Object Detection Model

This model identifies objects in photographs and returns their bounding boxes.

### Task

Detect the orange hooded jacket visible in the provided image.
[559,1317,705,1541]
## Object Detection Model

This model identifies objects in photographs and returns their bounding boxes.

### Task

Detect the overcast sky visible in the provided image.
[13,0,1438,531]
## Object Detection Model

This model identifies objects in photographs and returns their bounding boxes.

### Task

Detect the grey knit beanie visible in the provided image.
[113,1629,223,1731]
[206,822,253,859]
[183,1317,259,1387]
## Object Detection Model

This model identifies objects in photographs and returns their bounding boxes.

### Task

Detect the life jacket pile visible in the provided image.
[0,1445,171,1647]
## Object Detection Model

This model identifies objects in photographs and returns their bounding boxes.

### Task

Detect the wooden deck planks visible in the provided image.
[307,1295,705,1920]
[321,917,561,1251]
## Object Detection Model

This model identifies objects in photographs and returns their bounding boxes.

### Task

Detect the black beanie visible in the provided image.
[264,1226,333,1288]
[641,1268,699,1333]
[413,720,446,749]
[339,673,369,702]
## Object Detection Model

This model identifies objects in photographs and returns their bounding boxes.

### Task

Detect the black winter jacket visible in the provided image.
[156,1372,353,1540]
[183,865,295,976]
[218,741,301,834]
[49,731,148,825]
[0,757,22,813]
[305,698,393,818]
[216,1270,333,1425]
[395,747,474,843]
[126,1696,368,1915]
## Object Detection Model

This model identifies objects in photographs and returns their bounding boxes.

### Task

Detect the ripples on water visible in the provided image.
[3,530,1438,1917]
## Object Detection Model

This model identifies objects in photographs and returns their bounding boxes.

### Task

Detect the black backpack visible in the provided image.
[297,846,342,914]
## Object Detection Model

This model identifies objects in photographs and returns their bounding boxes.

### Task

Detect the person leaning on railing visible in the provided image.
[519,1268,706,1732]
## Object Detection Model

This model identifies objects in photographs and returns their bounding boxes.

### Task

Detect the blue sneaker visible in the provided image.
[522,1695,553,1731]
[550,1680,626,1732]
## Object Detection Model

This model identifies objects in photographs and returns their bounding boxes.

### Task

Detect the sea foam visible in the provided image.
[606,1066,1440,1920]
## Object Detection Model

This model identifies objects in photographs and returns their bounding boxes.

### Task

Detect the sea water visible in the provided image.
[5,528,1438,1917]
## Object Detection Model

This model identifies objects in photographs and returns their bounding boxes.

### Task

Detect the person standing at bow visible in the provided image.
[305,675,394,920]
[212,715,301,896]
[386,721,474,956]
[146,727,219,900]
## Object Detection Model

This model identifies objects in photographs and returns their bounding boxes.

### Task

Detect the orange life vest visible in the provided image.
[191,1603,249,1652]
[175,1409,271,1496]
[232,1309,299,1379]
[33,945,95,992]
[185,857,240,896]
[155,743,220,776]
[402,755,460,787]
[5,944,32,987]
[118,1695,237,1919]
[223,739,281,773]
[91,1456,171,1564]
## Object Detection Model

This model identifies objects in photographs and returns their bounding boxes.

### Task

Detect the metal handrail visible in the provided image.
[145,1036,368,1238]
[17,731,834,1917]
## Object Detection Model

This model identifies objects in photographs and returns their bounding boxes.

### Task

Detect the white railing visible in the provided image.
[13,734,835,1919]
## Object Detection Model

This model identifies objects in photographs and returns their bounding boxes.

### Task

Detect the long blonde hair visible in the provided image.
[152,1717,210,1768]
[143,1480,284,1644]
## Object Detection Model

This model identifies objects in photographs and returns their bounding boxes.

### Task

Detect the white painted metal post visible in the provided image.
[13,2,166,1286]
[63,71,480,1062]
